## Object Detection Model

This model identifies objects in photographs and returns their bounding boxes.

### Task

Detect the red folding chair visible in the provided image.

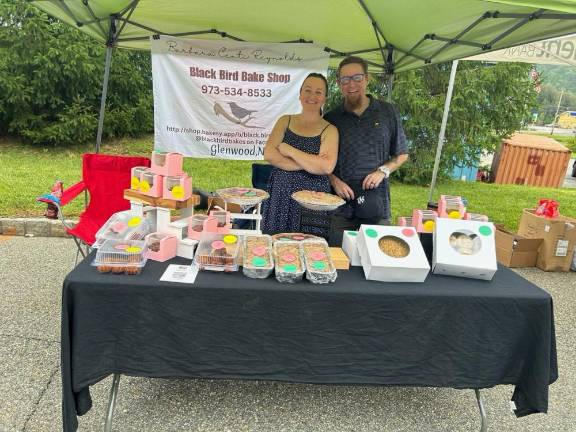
[41,153,151,263]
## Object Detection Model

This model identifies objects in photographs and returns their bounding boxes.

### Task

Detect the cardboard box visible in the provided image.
[518,209,576,272]
[357,225,430,282]
[433,219,497,281]
[495,225,542,268]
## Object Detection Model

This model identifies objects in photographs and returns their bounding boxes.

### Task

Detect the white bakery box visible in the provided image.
[342,230,362,266]
[432,218,497,281]
[357,225,430,282]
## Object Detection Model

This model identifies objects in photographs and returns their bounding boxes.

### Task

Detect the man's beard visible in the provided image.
[344,93,362,111]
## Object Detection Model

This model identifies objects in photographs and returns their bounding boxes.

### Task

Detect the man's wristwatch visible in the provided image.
[378,165,391,178]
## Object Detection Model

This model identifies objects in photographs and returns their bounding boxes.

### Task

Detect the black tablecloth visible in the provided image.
[62,255,558,432]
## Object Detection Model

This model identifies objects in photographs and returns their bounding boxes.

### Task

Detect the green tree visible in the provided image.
[0,0,153,146]
[394,62,538,184]
[326,62,537,185]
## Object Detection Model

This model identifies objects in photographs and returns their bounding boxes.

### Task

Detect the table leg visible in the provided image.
[104,374,121,432]
[475,389,487,432]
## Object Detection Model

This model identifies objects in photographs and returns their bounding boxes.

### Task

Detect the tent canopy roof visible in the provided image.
[31,0,576,72]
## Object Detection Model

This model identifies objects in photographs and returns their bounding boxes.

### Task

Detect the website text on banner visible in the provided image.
[152,36,330,160]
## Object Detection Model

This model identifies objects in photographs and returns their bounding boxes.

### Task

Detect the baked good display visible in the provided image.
[378,236,410,258]
[273,240,305,283]
[194,233,241,272]
[302,238,337,283]
[216,187,269,207]
[92,239,147,275]
[94,211,151,248]
[243,234,274,279]
[291,190,345,211]
[271,233,320,242]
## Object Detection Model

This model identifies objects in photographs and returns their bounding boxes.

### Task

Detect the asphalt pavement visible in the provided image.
[0,235,574,432]
[564,159,576,188]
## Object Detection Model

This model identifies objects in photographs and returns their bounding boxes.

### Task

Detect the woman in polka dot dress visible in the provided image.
[262,73,339,234]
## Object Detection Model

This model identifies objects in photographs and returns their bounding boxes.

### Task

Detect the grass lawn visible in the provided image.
[1,135,575,231]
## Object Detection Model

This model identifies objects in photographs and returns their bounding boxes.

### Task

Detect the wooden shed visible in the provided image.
[491,133,571,188]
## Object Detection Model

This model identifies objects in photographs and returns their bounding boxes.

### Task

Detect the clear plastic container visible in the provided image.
[95,211,151,245]
[271,233,320,242]
[273,240,305,283]
[301,238,337,284]
[243,234,274,279]
[194,233,241,272]
[92,239,147,275]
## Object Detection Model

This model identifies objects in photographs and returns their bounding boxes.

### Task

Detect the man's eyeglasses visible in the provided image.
[337,73,366,85]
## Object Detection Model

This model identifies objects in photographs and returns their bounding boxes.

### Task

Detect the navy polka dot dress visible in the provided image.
[262,120,330,234]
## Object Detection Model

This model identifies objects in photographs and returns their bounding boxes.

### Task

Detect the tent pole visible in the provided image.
[387,74,394,102]
[427,60,459,204]
[95,16,118,154]
[550,89,563,135]
[95,45,113,154]
[385,44,394,102]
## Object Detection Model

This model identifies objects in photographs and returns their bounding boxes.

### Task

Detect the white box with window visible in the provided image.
[356,225,430,282]
[433,219,497,280]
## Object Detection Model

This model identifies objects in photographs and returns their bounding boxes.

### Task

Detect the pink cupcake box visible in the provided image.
[397,216,413,227]
[162,174,192,201]
[412,209,438,233]
[145,232,177,262]
[209,209,232,233]
[438,195,466,219]
[130,166,149,191]
[151,152,184,176]
[188,215,219,240]
[464,212,489,222]
[139,170,163,198]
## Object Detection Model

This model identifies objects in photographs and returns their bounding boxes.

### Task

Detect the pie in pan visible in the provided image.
[292,190,345,211]
[216,187,270,206]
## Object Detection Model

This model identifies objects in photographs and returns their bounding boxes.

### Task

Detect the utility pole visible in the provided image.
[550,89,564,135]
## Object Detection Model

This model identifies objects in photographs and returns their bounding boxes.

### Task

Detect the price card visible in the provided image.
[160,264,199,284]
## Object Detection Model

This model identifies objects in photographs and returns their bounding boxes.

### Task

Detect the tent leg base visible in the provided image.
[104,374,121,432]
[475,388,488,432]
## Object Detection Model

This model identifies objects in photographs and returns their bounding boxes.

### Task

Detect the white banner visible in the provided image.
[151,36,330,159]
[465,34,576,66]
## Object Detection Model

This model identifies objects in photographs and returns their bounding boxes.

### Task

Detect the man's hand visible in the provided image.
[331,175,355,200]
[362,170,386,190]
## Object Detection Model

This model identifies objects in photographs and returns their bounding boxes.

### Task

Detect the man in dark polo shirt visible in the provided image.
[324,56,408,234]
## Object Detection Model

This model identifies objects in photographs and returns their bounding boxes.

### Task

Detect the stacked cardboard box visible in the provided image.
[518,209,576,272]
[495,225,542,268]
